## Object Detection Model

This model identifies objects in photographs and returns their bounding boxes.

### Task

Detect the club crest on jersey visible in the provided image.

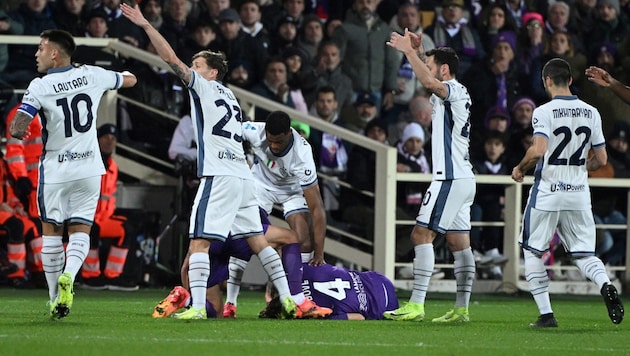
[305,169,311,176]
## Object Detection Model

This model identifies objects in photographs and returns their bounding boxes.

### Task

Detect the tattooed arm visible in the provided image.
[9,110,34,140]
[120,3,191,84]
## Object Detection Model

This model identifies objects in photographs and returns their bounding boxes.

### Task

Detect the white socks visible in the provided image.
[409,244,434,304]
[64,232,90,280]
[258,246,291,301]
[226,256,248,306]
[42,235,64,302]
[524,249,552,315]
[453,247,475,308]
[188,252,210,310]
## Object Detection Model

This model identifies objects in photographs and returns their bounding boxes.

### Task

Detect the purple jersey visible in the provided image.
[301,264,399,320]
[206,208,270,287]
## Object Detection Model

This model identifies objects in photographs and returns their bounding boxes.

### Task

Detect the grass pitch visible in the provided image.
[0,288,626,355]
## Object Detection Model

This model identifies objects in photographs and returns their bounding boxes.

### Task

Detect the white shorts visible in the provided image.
[189,176,263,241]
[39,176,101,226]
[520,208,595,257]
[415,178,475,234]
[255,184,309,218]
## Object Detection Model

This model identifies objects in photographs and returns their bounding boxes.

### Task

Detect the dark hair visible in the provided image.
[542,58,571,87]
[316,85,336,100]
[426,47,459,76]
[192,50,228,81]
[40,29,76,57]
[265,111,292,135]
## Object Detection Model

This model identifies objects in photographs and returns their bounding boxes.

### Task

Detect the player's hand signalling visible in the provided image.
[309,254,325,267]
[120,2,150,28]
[387,28,415,55]
[511,166,524,183]
[585,66,612,87]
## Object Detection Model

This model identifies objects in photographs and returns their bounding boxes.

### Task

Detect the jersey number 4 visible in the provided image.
[548,126,591,166]
[57,94,94,138]
[313,278,351,300]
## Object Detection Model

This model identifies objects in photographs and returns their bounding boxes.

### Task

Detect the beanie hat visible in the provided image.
[522,12,544,27]
[364,118,388,137]
[512,97,536,112]
[97,123,118,139]
[492,30,517,52]
[402,122,425,143]
[484,106,511,128]
[598,0,620,14]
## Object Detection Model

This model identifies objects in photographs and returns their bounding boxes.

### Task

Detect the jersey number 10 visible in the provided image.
[56,94,94,138]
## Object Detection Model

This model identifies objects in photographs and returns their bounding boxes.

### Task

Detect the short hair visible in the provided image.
[192,50,228,81]
[265,111,292,135]
[542,58,572,86]
[316,85,336,100]
[239,0,260,11]
[426,47,459,77]
[40,29,76,57]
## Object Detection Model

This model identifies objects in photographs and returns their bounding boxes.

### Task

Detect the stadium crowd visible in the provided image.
[0,0,629,291]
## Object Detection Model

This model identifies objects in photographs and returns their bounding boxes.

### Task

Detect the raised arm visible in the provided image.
[586,66,630,105]
[120,3,191,84]
[387,29,448,99]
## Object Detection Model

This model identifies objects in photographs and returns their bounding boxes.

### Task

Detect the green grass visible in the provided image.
[0,288,626,355]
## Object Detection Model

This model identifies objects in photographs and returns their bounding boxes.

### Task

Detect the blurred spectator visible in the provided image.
[332,0,398,111]
[269,15,300,56]
[94,0,146,49]
[226,59,254,89]
[425,0,485,77]
[324,17,342,39]
[505,0,549,28]
[168,113,200,222]
[53,0,89,36]
[2,0,57,89]
[395,124,430,214]
[545,1,585,54]
[463,30,523,132]
[585,0,630,57]
[390,94,433,148]
[193,0,231,25]
[542,31,588,94]
[73,9,125,70]
[251,57,304,121]
[508,96,535,137]
[180,19,217,63]
[159,0,193,59]
[341,91,379,134]
[471,130,509,279]
[283,46,315,112]
[307,86,349,213]
[239,0,271,51]
[302,40,352,109]
[384,2,435,125]
[296,14,324,64]
[477,3,518,53]
[569,0,598,40]
[265,0,307,33]
[484,105,510,134]
[210,7,269,84]
[139,0,164,30]
[516,12,545,102]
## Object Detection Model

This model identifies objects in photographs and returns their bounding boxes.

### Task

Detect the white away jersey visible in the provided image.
[19,64,123,183]
[429,79,474,180]
[242,122,318,193]
[188,71,251,179]
[527,95,605,211]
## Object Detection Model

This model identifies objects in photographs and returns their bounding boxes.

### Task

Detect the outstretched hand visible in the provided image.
[585,66,612,88]
[120,2,150,28]
[386,28,422,55]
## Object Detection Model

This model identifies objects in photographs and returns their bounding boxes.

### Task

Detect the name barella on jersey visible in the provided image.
[18,65,123,183]
[301,264,399,320]
[188,71,252,179]
[429,79,474,181]
[528,95,605,211]
[242,122,318,193]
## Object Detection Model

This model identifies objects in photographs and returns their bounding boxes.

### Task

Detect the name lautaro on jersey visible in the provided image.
[52,77,88,93]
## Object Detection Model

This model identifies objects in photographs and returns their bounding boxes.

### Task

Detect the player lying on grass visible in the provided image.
[258,263,399,320]
[152,208,332,319]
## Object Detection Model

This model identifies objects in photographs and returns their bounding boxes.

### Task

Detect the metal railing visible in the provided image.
[2,35,628,291]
